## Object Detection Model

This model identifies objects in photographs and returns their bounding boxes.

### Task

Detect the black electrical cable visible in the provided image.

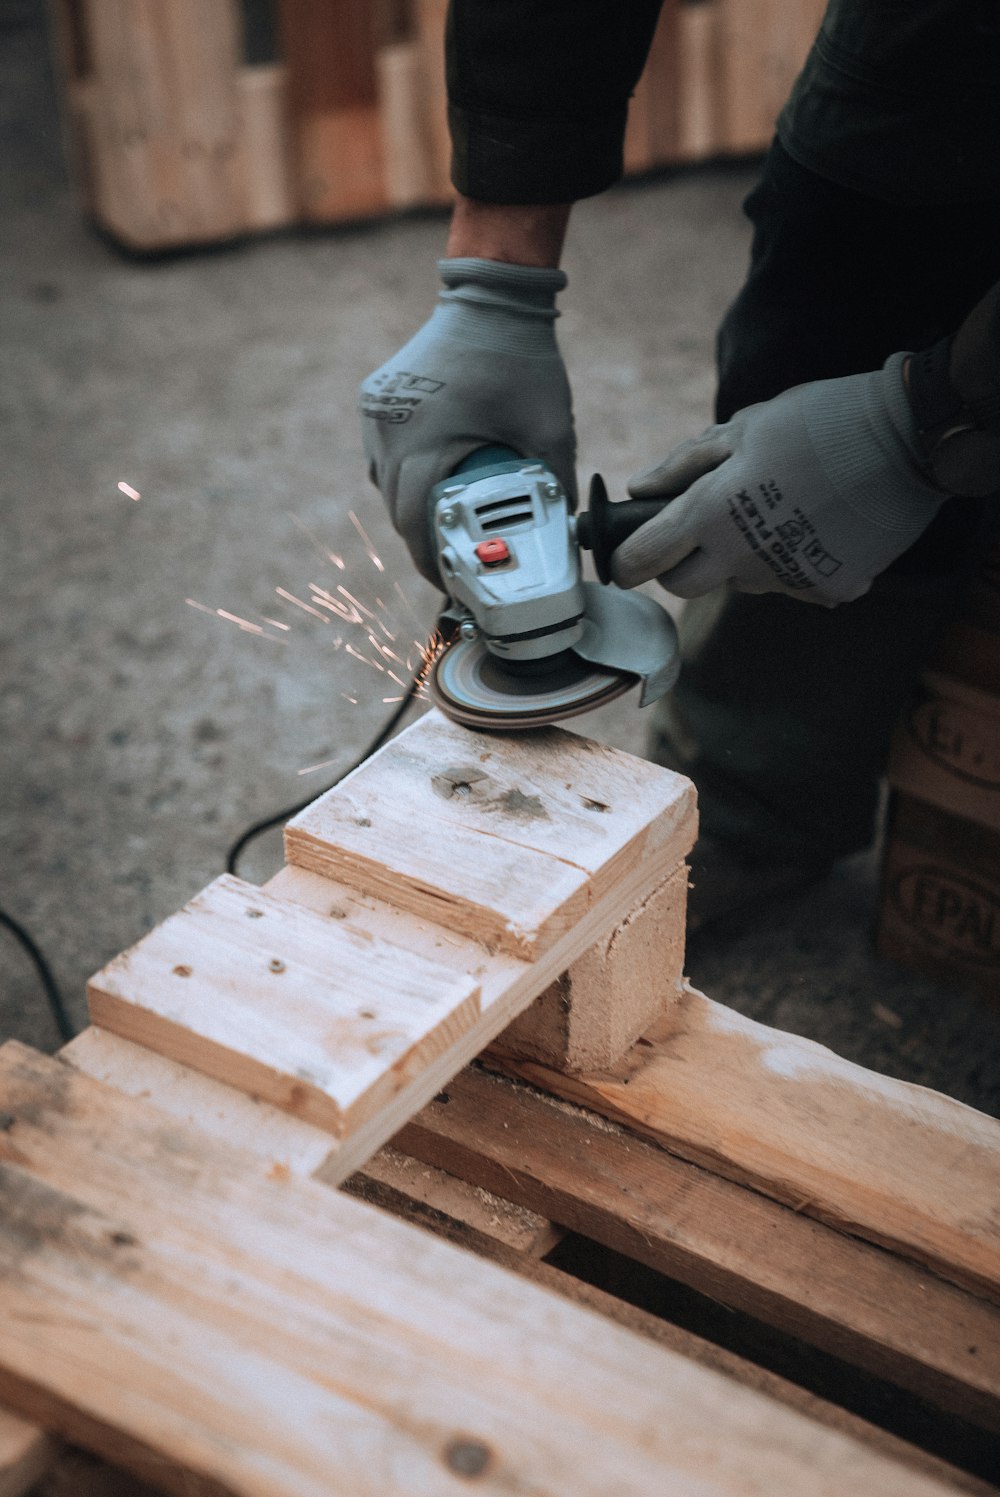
[0,907,77,1043]
[225,645,433,877]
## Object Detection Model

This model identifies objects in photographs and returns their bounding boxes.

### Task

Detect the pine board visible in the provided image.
[87,874,480,1139]
[396,1064,1000,1434]
[492,986,1000,1305]
[0,1044,964,1497]
[285,708,697,960]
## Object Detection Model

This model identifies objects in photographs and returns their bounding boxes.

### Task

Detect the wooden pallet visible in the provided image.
[47,0,825,250]
[3,710,999,1494]
[879,535,1000,1001]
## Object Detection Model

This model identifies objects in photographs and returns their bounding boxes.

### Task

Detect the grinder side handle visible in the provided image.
[576,473,666,585]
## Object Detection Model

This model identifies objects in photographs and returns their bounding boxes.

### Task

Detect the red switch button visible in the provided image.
[475,538,510,567]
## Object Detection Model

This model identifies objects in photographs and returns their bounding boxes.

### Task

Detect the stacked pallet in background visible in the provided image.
[878,538,1000,1002]
[47,0,825,251]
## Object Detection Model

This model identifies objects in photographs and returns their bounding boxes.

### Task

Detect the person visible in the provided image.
[359,1,1000,929]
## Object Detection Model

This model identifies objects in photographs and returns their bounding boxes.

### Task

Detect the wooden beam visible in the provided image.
[489,985,1000,1305]
[395,1064,1000,1435]
[0,1044,966,1497]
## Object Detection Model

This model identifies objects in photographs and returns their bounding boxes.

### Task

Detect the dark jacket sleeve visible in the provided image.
[446,1,663,203]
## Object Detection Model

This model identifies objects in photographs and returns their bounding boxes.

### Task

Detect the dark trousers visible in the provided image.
[651,141,1000,862]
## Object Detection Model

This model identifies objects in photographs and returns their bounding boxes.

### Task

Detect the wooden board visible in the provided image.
[64,1029,561,1260]
[0,1044,965,1497]
[51,1029,999,1493]
[490,985,1000,1305]
[396,1065,1000,1435]
[278,0,387,221]
[285,709,697,960]
[87,874,480,1139]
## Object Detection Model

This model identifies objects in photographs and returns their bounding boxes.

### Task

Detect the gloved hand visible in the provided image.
[359,257,575,584]
[612,354,950,607]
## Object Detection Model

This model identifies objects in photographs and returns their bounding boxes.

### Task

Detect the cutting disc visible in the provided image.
[430,635,634,729]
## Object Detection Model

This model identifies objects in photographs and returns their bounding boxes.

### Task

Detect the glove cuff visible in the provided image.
[438,257,567,306]
[434,258,568,358]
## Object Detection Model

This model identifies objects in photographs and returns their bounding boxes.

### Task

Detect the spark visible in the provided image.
[341,693,358,705]
[217,609,266,635]
[308,583,362,625]
[297,757,340,777]
[349,510,385,573]
[289,512,345,570]
[275,587,328,621]
[260,616,291,632]
[337,585,377,622]
[118,480,141,501]
[345,643,385,672]
[383,696,404,703]
[185,598,215,615]
[394,580,423,628]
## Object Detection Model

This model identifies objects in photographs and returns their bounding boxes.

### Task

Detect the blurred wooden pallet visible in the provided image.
[47,0,825,251]
[879,535,1000,1003]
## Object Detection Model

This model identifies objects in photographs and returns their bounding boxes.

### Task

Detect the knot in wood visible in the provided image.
[443,1437,493,1479]
[432,764,491,802]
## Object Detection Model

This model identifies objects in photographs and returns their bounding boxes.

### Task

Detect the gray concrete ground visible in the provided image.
[2,2,998,1116]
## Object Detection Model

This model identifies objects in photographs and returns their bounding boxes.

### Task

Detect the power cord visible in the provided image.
[0,907,77,1044]
[4,641,431,1045]
[225,665,425,876]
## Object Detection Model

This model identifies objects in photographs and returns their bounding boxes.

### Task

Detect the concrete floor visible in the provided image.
[2,2,998,1116]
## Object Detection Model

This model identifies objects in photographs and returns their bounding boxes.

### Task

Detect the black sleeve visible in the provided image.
[446,1,664,204]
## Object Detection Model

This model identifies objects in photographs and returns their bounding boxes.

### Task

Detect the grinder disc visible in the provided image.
[430,636,633,729]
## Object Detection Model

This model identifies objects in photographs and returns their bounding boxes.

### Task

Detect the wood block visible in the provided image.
[0,1408,58,1497]
[285,708,697,961]
[237,63,295,231]
[677,0,721,160]
[397,1065,1000,1436]
[716,0,823,154]
[86,874,480,1138]
[376,39,440,207]
[279,0,387,221]
[494,861,688,1073]
[412,0,453,202]
[0,1044,964,1497]
[888,687,1000,834]
[490,984,1000,1305]
[646,0,682,165]
[78,0,250,250]
[877,794,1000,1005]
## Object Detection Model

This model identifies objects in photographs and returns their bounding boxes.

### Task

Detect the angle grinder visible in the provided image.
[427,447,677,730]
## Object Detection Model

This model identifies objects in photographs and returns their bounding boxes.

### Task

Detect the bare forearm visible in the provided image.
[446,197,572,268]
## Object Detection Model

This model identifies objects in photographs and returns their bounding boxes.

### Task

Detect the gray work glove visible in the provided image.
[613,354,950,607]
[359,257,575,584]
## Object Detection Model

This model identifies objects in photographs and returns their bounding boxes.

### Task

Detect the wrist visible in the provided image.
[446,196,571,268]
[904,339,1000,498]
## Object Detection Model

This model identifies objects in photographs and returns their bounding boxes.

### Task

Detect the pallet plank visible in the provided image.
[0,1045,964,1497]
[87,874,480,1139]
[491,986,1000,1305]
[285,709,697,960]
[396,1065,1000,1434]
